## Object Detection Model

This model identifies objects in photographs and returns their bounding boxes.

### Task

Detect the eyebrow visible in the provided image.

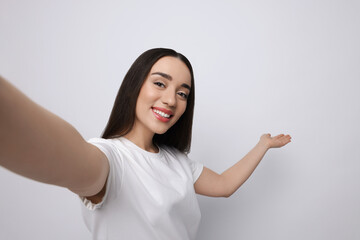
[151,72,191,91]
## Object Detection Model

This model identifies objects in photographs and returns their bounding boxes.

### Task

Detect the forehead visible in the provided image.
[150,56,191,86]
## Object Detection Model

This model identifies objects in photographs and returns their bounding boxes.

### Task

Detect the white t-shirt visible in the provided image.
[79,137,204,240]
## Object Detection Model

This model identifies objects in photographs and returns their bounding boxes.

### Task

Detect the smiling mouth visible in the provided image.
[151,108,173,122]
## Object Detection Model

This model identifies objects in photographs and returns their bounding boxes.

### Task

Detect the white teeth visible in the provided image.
[153,109,171,118]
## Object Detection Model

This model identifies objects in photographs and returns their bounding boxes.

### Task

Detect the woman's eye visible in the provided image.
[178,92,188,99]
[154,82,165,88]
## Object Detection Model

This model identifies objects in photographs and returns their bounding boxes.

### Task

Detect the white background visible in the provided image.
[1,0,359,239]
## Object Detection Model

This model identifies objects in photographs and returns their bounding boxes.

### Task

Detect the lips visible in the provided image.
[152,107,174,115]
[151,107,174,123]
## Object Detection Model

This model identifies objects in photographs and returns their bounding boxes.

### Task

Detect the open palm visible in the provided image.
[260,133,292,149]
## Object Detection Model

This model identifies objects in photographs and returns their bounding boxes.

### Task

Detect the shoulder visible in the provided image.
[88,137,118,145]
[88,137,128,151]
[87,137,117,147]
[87,137,129,162]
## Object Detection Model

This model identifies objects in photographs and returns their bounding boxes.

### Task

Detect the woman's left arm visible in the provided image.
[194,133,291,198]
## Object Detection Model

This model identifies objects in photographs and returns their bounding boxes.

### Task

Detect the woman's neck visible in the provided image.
[122,128,158,153]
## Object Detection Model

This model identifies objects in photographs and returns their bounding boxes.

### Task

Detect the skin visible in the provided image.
[89,56,192,203]
[123,56,191,153]
[0,76,109,197]
[0,57,291,204]
[194,133,291,197]
[121,56,292,198]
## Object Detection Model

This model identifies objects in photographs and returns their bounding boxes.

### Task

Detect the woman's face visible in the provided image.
[134,56,192,136]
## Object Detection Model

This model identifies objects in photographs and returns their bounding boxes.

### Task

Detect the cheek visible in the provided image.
[176,102,187,119]
[137,85,157,106]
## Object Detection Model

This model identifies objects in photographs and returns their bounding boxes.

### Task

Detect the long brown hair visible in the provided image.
[101,48,195,153]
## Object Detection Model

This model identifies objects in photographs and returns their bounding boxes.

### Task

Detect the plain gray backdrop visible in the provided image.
[1,0,359,239]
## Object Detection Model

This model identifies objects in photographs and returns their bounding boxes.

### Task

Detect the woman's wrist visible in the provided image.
[256,141,270,152]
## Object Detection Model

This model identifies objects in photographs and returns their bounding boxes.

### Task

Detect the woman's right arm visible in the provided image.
[0,76,109,197]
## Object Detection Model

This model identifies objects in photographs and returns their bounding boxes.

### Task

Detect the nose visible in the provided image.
[161,88,176,107]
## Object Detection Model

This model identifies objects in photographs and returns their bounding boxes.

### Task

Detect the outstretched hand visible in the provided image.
[259,133,292,149]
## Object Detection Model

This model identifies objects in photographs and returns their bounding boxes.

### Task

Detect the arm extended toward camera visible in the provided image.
[0,76,108,197]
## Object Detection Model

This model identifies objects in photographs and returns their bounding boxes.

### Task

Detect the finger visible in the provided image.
[275,134,284,139]
[278,136,290,144]
[280,134,291,139]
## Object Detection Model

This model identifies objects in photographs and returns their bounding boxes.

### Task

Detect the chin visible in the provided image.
[154,128,169,135]
[151,120,177,135]
[152,124,174,135]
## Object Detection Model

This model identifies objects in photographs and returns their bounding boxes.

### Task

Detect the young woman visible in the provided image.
[0,48,291,239]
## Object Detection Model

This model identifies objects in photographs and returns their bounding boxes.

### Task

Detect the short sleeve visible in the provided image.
[185,155,204,183]
[79,137,123,210]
